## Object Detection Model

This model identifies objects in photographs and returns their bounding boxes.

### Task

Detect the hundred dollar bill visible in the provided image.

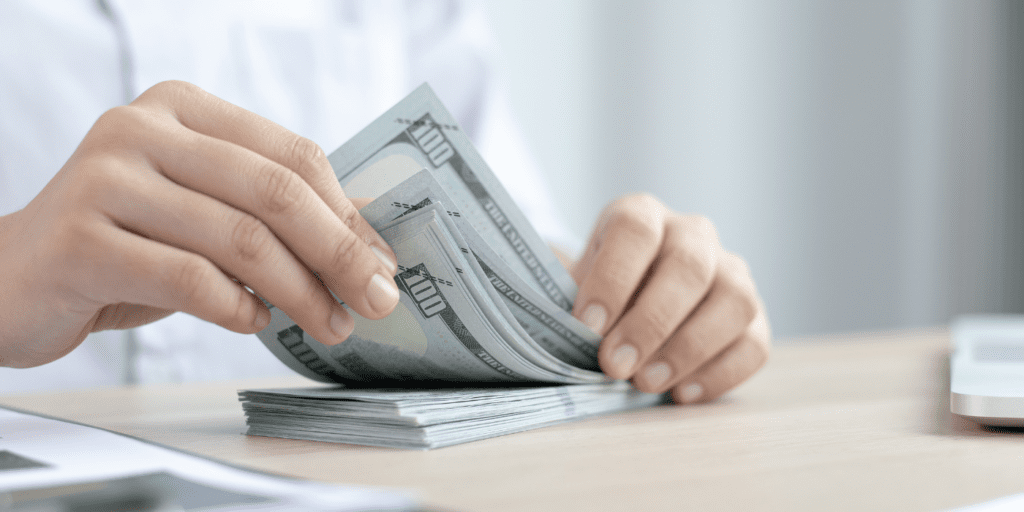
[328,83,577,311]
[257,206,575,384]
[362,170,603,373]
[367,198,604,383]
[376,202,578,381]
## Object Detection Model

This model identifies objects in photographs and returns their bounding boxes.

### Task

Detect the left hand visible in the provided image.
[572,194,770,403]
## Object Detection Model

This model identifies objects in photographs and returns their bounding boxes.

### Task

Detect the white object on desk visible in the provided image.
[949,492,1024,511]
[949,315,1024,427]
[0,406,413,511]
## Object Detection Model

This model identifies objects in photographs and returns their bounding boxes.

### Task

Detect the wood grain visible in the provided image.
[3,328,1023,512]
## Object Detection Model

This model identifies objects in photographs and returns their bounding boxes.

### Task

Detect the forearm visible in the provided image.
[0,210,19,366]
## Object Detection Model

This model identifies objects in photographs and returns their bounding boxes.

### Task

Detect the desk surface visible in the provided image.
[2,329,1023,511]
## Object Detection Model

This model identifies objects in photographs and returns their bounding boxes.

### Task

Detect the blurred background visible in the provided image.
[481,0,1024,339]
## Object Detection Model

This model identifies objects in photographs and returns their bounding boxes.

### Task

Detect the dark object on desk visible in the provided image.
[0,451,50,473]
[950,315,1024,427]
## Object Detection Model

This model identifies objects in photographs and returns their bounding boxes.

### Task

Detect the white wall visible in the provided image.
[481,0,1024,338]
[479,0,603,238]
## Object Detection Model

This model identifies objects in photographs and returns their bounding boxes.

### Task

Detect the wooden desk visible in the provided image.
[2,328,1023,511]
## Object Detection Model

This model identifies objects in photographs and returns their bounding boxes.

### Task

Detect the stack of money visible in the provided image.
[240,84,664,449]
[240,382,664,450]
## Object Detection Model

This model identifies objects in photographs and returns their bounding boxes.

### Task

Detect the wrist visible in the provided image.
[0,210,29,367]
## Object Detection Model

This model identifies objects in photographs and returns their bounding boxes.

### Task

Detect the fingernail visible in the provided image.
[256,308,270,330]
[680,383,704,403]
[581,303,607,334]
[329,309,353,343]
[643,362,672,389]
[371,246,398,275]
[367,273,400,315]
[611,344,638,376]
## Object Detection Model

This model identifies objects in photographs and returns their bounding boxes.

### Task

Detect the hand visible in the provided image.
[572,194,770,403]
[0,81,400,368]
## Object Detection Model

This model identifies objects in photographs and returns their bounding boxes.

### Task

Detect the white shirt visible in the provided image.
[0,0,574,393]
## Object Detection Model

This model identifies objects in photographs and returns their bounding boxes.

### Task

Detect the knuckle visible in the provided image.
[256,164,306,215]
[94,303,131,331]
[718,254,758,315]
[93,106,146,141]
[285,135,329,179]
[326,230,362,272]
[634,193,665,212]
[170,257,212,304]
[722,251,752,279]
[145,80,187,95]
[596,259,640,293]
[684,215,719,241]
[679,335,716,367]
[626,305,678,348]
[334,199,361,232]
[719,276,759,325]
[606,203,664,246]
[663,238,716,290]
[230,214,276,263]
[89,106,166,156]
[617,193,664,214]
[612,214,661,247]
[95,105,134,128]
[72,157,121,200]
[63,159,141,226]
[303,272,331,305]
[136,80,200,104]
[669,325,719,367]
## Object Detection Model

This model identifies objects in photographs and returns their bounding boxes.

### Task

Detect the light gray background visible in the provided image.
[481,0,1024,338]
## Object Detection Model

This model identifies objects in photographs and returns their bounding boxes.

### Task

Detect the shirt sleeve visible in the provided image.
[401,0,584,256]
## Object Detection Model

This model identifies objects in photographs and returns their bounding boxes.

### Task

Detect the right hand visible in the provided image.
[0,81,400,368]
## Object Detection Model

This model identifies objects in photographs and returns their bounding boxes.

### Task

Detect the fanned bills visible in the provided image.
[328,83,576,311]
[255,84,599,386]
[245,84,665,449]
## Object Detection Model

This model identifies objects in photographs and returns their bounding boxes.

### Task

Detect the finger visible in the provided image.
[132,81,398,274]
[103,172,356,345]
[83,223,271,334]
[598,215,720,379]
[143,121,399,320]
[350,197,374,210]
[572,194,667,335]
[670,311,771,404]
[570,226,601,284]
[632,253,760,393]
[91,303,175,332]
